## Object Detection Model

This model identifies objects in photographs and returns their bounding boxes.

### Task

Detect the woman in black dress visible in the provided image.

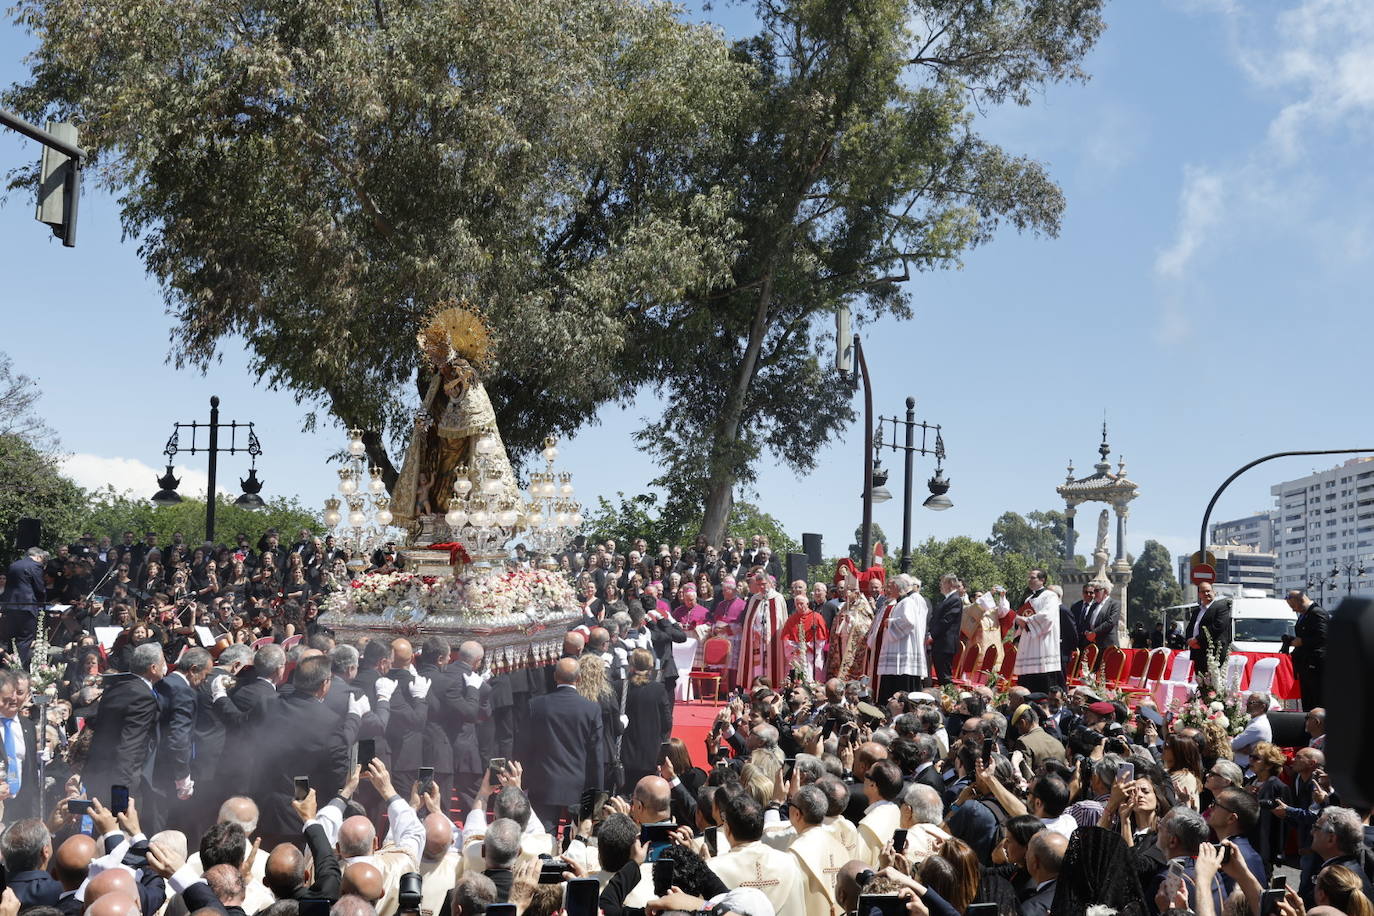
[621,648,673,790]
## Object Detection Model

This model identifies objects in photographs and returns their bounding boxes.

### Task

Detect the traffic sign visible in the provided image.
[1189,550,1217,569]
[1190,563,1216,585]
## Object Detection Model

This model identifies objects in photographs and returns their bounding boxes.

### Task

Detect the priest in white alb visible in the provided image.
[708,793,806,916]
[866,573,928,702]
[1010,568,1064,693]
[786,785,848,916]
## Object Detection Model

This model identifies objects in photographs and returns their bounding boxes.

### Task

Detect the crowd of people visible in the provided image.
[0,529,1358,916]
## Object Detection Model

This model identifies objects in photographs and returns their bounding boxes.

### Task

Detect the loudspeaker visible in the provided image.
[16,518,42,550]
[802,533,823,566]
[787,552,810,586]
[1266,711,1308,749]
[1328,596,1374,808]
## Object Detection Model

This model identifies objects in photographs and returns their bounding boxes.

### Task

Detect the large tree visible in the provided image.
[641,0,1106,541]
[988,509,1073,568]
[4,0,745,479]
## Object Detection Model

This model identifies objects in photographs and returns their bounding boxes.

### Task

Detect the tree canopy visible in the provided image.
[82,488,321,548]
[4,0,1105,531]
[1129,539,1183,625]
[0,433,86,563]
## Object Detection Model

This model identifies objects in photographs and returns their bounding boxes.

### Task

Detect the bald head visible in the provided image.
[337,815,376,858]
[54,834,96,889]
[264,843,307,898]
[457,640,484,667]
[218,796,260,835]
[298,648,324,661]
[633,776,671,822]
[562,631,586,657]
[341,862,384,904]
[86,869,139,906]
[423,813,453,861]
[87,893,140,916]
[554,657,580,685]
[1027,831,1068,882]
[836,860,872,913]
[853,742,888,778]
[390,638,413,668]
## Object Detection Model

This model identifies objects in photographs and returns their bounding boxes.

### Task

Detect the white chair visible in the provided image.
[1245,657,1282,708]
[1223,654,1248,694]
[1154,652,1196,709]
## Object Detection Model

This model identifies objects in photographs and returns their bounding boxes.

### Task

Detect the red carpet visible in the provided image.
[673,700,724,770]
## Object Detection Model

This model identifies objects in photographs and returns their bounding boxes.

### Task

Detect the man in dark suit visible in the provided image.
[1188,583,1232,685]
[1286,589,1328,711]
[0,548,48,666]
[1020,831,1067,916]
[0,672,42,823]
[186,643,252,839]
[152,647,212,833]
[85,643,164,808]
[253,655,362,840]
[514,657,603,827]
[929,575,965,684]
[210,643,287,796]
[1080,584,1121,650]
[1,817,61,906]
[447,640,492,811]
[381,638,431,801]
[645,598,686,704]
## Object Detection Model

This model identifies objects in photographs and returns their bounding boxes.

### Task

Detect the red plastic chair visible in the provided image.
[1081,643,1099,675]
[1100,646,1127,685]
[973,645,998,685]
[251,636,274,650]
[954,643,981,686]
[281,634,304,651]
[998,644,1018,682]
[689,637,732,702]
[1125,648,1149,683]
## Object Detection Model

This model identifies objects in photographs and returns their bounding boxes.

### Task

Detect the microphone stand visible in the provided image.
[84,562,118,604]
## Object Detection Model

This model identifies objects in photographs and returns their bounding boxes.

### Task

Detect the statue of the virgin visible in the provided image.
[391,306,520,538]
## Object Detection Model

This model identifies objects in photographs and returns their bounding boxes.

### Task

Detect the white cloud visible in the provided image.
[1153,0,1374,336]
[1154,166,1226,281]
[60,453,230,499]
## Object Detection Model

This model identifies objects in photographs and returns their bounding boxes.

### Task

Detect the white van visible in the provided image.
[1164,591,1295,653]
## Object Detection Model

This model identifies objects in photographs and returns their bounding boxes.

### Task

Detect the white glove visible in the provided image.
[210,678,227,702]
[409,675,431,700]
[176,776,194,800]
[463,673,483,689]
[619,715,629,729]
[375,679,397,703]
[348,693,372,718]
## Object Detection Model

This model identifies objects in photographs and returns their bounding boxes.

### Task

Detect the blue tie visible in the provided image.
[2,718,20,796]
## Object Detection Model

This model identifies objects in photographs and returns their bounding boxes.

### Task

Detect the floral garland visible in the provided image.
[28,608,62,696]
[322,566,576,627]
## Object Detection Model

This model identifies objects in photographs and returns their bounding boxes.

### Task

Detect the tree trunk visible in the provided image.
[699,268,778,544]
[700,480,734,546]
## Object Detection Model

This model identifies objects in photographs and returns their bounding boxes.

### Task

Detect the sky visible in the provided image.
[3,0,1374,574]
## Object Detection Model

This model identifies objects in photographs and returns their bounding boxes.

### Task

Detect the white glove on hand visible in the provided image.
[176,776,194,800]
[375,679,397,703]
[210,678,227,702]
[619,715,629,729]
[347,693,371,718]
[409,675,431,700]
[464,673,483,689]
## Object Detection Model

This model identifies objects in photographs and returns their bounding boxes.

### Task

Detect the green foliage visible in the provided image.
[0,434,86,563]
[1129,540,1184,626]
[582,491,794,554]
[81,488,322,548]
[988,510,1071,567]
[4,0,746,477]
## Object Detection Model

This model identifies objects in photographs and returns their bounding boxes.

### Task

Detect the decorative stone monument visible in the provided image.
[1055,423,1139,644]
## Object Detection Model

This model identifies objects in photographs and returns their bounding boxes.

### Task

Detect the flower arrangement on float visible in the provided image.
[322,566,575,628]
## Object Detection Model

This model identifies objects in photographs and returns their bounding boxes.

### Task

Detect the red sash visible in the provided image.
[868,599,896,685]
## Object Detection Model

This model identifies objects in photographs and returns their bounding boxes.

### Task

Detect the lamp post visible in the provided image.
[1306,570,1337,603]
[1332,561,1367,596]
[150,396,266,542]
[875,396,952,572]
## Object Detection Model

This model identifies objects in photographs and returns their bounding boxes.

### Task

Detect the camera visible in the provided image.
[397,872,422,913]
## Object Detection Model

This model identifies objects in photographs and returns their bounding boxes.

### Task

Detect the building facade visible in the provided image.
[1210,512,1276,554]
[1177,544,1277,596]
[1270,457,1374,599]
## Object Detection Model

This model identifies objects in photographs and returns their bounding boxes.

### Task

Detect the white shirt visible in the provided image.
[1041,812,1078,839]
[1,716,26,776]
[1230,714,1272,768]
